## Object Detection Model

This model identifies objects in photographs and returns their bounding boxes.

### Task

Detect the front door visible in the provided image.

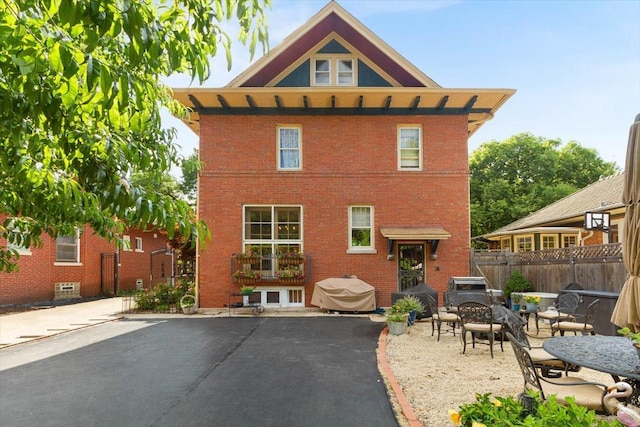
[398,244,424,292]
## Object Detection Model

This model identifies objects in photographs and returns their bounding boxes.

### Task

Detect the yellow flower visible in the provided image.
[493,399,502,407]
[472,423,487,427]
[448,409,461,425]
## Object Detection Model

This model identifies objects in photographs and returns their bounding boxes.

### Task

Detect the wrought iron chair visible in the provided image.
[551,299,600,336]
[506,332,610,413]
[425,295,459,341]
[535,293,580,335]
[504,314,581,378]
[457,302,504,358]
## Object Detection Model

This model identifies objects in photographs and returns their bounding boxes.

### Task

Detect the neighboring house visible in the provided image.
[479,173,625,251]
[0,224,170,305]
[172,2,514,308]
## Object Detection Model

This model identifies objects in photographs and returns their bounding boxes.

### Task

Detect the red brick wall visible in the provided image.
[0,225,113,304]
[118,229,171,291]
[197,114,471,307]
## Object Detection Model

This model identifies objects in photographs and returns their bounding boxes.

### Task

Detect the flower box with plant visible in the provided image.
[277,251,305,266]
[233,251,260,266]
[232,269,261,285]
[277,267,304,283]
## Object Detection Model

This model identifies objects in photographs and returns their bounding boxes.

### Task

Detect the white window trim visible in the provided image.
[336,58,355,87]
[55,231,81,264]
[561,233,578,248]
[312,58,331,86]
[540,234,558,250]
[122,235,132,251]
[397,125,423,170]
[312,56,357,87]
[135,237,143,252]
[276,125,302,171]
[514,234,534,252]
[348,205,376,254]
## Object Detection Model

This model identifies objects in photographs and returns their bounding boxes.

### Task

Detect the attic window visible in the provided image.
[312,57,355,86]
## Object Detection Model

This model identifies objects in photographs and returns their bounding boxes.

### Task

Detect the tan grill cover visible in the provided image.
[311,276,376,312]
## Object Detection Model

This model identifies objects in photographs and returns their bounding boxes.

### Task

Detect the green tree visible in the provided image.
[179,148,201,204]
[470,133,618,239]
[0,0,269,272]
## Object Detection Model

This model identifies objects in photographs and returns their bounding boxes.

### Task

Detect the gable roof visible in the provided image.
[227,1,439,88]
[484,173,625,238]
[171,1,515,137]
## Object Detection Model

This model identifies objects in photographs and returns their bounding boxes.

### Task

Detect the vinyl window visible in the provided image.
[278,126,301,170]
[349,206,374,252]
[398,126,422,170]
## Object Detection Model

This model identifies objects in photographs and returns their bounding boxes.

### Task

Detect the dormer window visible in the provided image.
[312,57,355,86]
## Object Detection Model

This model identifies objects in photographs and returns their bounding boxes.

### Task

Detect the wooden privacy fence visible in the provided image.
[471,243,626,294]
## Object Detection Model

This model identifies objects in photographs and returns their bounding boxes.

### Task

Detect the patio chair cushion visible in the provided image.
[527,348,569,368]
[528,377,605,411]
[556,321,594,332]
[462,323,503,333]
[433,311,459,323]
[537,310,573,321]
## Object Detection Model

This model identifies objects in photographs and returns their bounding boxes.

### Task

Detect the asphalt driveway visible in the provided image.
[0,317,396,427]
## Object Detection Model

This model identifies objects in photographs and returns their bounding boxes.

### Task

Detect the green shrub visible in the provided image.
[504,270,534,301]
[450,392,622,426]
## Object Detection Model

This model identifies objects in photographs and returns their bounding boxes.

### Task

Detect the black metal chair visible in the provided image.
[503,314,581,378]
[425,295,459,341]
[535,293,580,335]
[457,302,504,358]
[551,299,600,336]
[506,332,610,413]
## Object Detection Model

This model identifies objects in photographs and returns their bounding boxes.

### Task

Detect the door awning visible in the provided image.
[380,226,451,240]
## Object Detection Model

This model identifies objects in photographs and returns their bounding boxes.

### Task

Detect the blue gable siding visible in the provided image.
[358,60,392,87]
[276,60,311,87]
[317,39,350,54]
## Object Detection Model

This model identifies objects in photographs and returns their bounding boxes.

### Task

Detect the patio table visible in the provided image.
[543,335,640,381]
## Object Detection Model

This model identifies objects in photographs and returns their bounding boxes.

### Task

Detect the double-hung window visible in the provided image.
[398,126,422,170]
[312,57,355,86]
[56,234,80,263]
[243,206,303,277]
[277,126,301,170]
[541,234,558,250]
[515,235,533,252]
[349,206,374,252]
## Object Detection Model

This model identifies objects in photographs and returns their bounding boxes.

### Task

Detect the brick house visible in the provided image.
[478,173,625,251]
[172,2,514,308]
[0,224,170,305]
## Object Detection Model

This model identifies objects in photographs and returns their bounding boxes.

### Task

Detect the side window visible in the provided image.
[56,234,80,263]
[121,235,132,251]
[337,59,354,86]
[313,59,330,86]
[277,126,301,170]
[398,126,422,170]
[349,206,374,252]
[135,237,143,252]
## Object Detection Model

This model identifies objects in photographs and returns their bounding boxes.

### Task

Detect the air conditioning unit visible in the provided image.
[54,282,81,299]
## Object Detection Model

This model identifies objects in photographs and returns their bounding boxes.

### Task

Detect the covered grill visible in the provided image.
[448,276,488,292]
[311,276,377,312]
[391,283,438,319]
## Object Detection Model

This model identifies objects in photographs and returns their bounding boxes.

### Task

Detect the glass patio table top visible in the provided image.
[543,335,640,381]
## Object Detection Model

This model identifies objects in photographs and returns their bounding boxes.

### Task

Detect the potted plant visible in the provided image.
[180,294,197,315]
[511,293,522,311]
[394,295,425,326]
[240,285,255,296]
[386,305,409,335]
[524,295,540,312]
[503,270,534,307]
[618,327,640,358]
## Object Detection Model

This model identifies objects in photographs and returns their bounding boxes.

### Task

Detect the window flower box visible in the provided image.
[277,252,305,266]
[233,269,261,285]
[233,251,260,266]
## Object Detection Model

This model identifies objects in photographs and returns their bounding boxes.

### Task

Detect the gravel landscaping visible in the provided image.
[383,318,613,427]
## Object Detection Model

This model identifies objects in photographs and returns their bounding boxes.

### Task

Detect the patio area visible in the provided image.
[384,316,616,427]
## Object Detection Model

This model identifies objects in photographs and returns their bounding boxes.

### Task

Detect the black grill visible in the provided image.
[391,283,438,319]
[447,276,487,292]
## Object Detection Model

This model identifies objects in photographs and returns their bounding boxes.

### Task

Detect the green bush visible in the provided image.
[450,392,622,426]
[133,278,195,312]
[504,270,534,301]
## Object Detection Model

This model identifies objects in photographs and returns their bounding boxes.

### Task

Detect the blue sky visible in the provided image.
[163,0,640,170]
